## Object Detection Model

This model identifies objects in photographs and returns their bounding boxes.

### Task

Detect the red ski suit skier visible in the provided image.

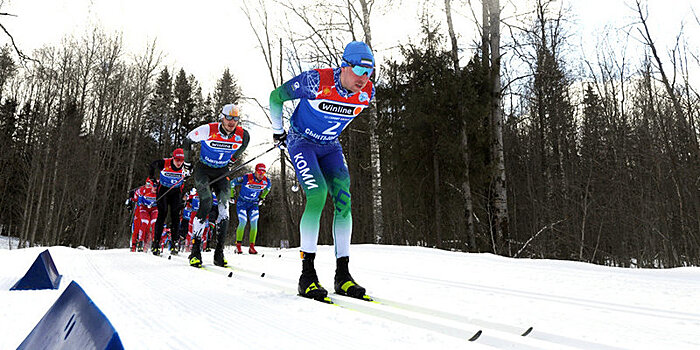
[131,181,158,249]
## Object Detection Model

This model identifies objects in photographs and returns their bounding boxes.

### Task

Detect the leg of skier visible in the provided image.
[248,207,260,254]
[212,178,231,267]
[235,204,248,254]
[289,135,329,300]
[189,167,212,267]
[167,190,181,255]
[320,148,367,299]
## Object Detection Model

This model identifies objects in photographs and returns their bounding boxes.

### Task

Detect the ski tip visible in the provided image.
[168,255,172,260]
[261,272,266,277]
[468,330,482,342]
[227,272,233,278]
[261,254,265,257]
[362,295,374,302]
[521,327,533,336]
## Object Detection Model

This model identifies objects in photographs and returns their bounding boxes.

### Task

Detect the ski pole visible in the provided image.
[206,142,282,186]
[154,176,188,203]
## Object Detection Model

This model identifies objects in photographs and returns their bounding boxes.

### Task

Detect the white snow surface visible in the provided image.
[1,244,699,349]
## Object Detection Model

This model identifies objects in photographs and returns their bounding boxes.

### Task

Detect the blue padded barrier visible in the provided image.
[10,249,62,290]
[17,280,124,350]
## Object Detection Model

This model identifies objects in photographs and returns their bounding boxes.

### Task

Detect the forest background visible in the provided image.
[2,0,700,268]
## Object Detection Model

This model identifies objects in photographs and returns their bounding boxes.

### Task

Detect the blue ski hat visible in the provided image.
[341,41,374,67]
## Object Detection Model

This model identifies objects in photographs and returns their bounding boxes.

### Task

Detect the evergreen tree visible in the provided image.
[0,45,16,100]
[213,68,242,111]
[376,20,491,250]
[148,68,174,154]
[173,68,194,146]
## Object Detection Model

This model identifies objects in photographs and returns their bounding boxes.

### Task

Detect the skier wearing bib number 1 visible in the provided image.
[182,103,250,268]
[270,41,375,302]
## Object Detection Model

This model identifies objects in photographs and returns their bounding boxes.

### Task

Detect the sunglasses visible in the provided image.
[221,113,240,121]
[345,60,374,77]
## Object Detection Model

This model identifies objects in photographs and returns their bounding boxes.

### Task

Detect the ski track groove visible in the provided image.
[235,251,631,350]
[81,251,200,349]
[273,253,700,323]
[188,253,610,350]
[164,253,368,349]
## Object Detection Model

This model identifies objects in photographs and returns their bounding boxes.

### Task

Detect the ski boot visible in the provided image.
[298,252,329,302]
[151,241,161,256]
[130,243,136,252]
[334,256,371,301]
[235,241,243,254]
[213,247,228,267]
[137,241,144,252]
[170,244,179,256]
[248,243,258,255]
[188,237,202,268]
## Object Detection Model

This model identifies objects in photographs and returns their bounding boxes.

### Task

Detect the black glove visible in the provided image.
[125,199,134,211]
[258,197,265,205]
[273,131,287,148]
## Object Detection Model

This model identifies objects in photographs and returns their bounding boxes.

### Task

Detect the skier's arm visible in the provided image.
[260,180,271,200]
[231,176,245,187]
[230,176,244,199]
[231,129,250,160]
[269,70,320,133]
[148,159,165,183]
[182,124,210,163]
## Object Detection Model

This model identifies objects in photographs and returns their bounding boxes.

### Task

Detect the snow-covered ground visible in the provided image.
[0,234,18,250]
[1,244,698,349]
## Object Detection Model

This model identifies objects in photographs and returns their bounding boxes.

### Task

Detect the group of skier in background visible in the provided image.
[125,41,376,303]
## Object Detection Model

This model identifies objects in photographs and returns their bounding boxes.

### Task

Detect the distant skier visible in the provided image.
[269,41,375,301]
[160,225,172,251]
[148,148,187,256]
[179,188,197,251]
[182,103,250,268]
[129,178,159,252]
[230,163,271,254]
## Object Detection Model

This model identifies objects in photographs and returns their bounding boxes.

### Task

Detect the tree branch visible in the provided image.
[0,13,38,63]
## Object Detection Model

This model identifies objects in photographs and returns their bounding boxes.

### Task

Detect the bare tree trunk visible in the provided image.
[123,44,160,241]
[445,0,476,250]
[484,0,509,255]
[433,151,442,248]
[357,0,384,243]
[19,141,40,248]
[43,150,61,244]
[29,146,51,246]
[52,177,69,245]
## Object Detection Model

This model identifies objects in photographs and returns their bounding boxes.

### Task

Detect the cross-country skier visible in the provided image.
[148,148,187,256]
[230,163,271,254]
[182,103,250,268]
[179,188,197,251]
[130,178,159,252]
[269,41,375,301]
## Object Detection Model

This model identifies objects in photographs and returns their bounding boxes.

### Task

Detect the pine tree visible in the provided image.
[148,68,174,154]
[173,68,194,146]
[213,68,242,111]
[0,45,16,100]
